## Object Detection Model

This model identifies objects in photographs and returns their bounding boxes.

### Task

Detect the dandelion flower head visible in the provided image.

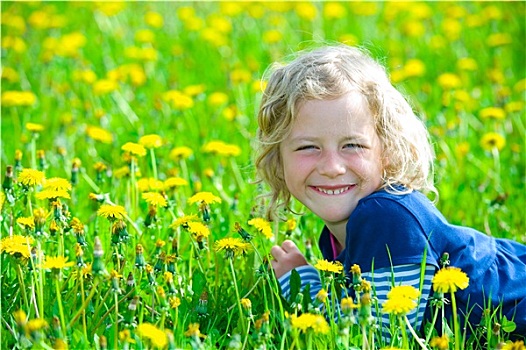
[289,313,330,334]
[188,191,221,205]
[247,218,273,239]
[170,146,193,160]
[39,256,75,270]
[314,259,344,274]
[0,235,34,259]
[26,122,44,133]
[214,237,251,257]
[97,204,127,220]
[43,177,72,191]
[142,192,168,207]
[136,323,168,348]
[139,134,163,149]
[432,266,469,293]
[121,142,147,157]
[18,168,45,187]
[186,221,210,240]
[170,214,198,228]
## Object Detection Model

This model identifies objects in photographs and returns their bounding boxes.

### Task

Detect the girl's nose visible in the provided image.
[317,151,346,178]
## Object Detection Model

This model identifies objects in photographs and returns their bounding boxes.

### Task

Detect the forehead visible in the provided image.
[291,92,373,135]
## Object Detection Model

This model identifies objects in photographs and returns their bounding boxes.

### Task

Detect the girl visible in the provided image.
[255,45,526,339]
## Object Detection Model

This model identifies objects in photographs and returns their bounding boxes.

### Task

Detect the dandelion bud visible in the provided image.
[71,158,81,186]
[341,297,356,315]
[51,316,64,340]
[171,238,178,254]
[125,272,136,297]
[316,289,328,304]
[92,236,107,276]
[2,165,14,192]
[196,291,208,315]
[14,150,23,172]
[110,270,122,294]
[240,298,253,318]
[166,254,176,274]
[351,264,363,288]
[37,150,47,171]
[234,222,252,241]
[49,219,59,236]
[154,251,166,272]
[359,293,373,326]
[99,335,107,350]
[135,244,146,269]
[199,202,210,222]
[439,252,450,268]
[492,322,501,335]
[13,310,27,335]
[145,264,156,285]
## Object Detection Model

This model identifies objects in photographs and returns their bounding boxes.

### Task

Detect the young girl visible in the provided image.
[255,45,526,339]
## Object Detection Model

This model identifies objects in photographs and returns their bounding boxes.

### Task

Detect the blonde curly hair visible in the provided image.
[255,45,436,219]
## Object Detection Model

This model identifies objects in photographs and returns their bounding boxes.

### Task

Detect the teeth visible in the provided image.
[318,186,349,195]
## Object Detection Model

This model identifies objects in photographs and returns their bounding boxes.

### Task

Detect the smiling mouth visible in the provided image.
[313,186,353,195]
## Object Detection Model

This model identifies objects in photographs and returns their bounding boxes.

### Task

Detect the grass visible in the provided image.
[1,1,525,349]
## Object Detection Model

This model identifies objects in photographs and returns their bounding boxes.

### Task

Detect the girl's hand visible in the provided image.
[270,240,308,279]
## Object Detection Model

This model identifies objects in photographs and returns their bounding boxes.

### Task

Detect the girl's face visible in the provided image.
[280,92,384,237]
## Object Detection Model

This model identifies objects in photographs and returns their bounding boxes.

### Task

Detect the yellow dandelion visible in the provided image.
[86,125,113,144]
[162,90,194,110]
[185,323,206,338]
[164,177,188,190]
[480,132,506,152]
[202,140,241,157]
[432,266,469,293]
[430,335,450,350]
[247,218,273,239]
[387,285,420,300]
[0,235,34,259]
[341,297,358,313]
[97,204,127,220]
[139,134,163,149]
[145,11,164,28]
[314,259,344,274]
[93,79,118,95]
[16,217,35,230]
[207,91,229,106]
[169,296,181,309]
[35,189,71,200]
[437,73,462,90]
[1,91,36,107]
[25,122,44,133]
[188,192,222,205]
[479,107,506,120]
[290,312,330,334]
[136,323,168,348]
[214,237,251,258]
[170,214,199,228]
[121,142,147,157]
[170,146,193,160]
[18,168,45,187]
[142,192,168,208]
[383,295,417,316]
[43,177,72,191]
[186,221,210,240]
[39,256,75,270]
[25,318,48,335]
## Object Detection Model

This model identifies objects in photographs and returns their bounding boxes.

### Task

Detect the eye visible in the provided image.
[344,143,364,149]
[296,145,317,151]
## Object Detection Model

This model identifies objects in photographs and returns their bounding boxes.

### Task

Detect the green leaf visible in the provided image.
[289,268,301,302]
[501,316,517,333]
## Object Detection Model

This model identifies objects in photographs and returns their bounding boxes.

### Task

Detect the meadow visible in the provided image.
[1,1,525,349]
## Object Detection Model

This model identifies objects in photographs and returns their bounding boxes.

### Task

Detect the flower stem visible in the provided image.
[228,257,246,334]
[55,277,67,333]
[451,293,461,350]
[114,293,119,350]
[150,148,158,180]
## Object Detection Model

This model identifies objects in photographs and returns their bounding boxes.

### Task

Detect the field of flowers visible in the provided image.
[1,1,525,349]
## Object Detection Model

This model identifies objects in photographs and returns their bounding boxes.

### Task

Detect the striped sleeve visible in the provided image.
[364,264,435,340]
[277,265,322,302]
